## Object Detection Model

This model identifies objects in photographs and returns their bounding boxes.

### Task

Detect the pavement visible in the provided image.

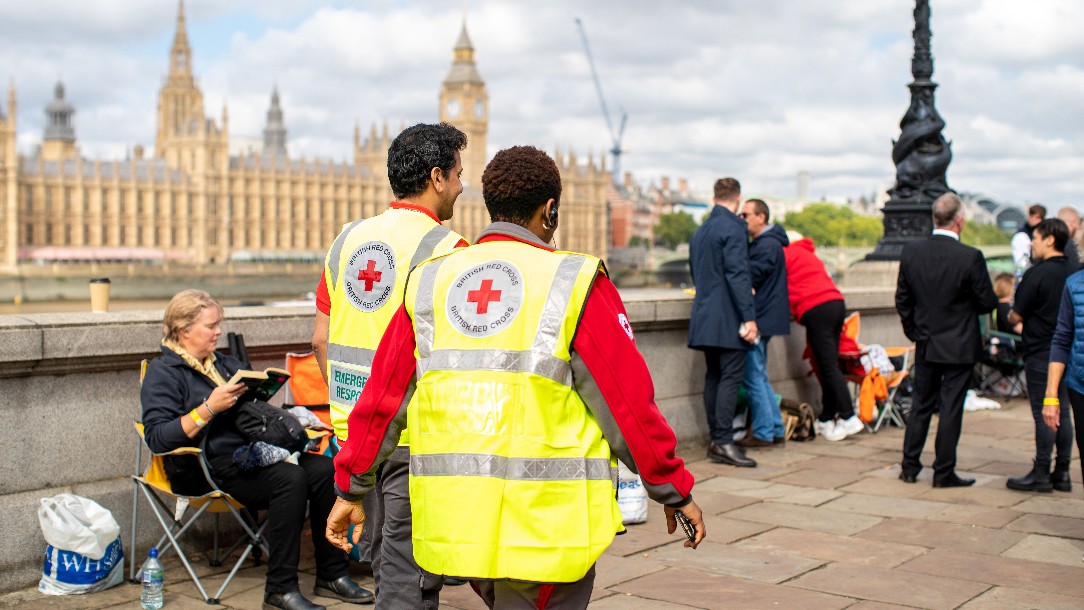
[4,395,1084,609]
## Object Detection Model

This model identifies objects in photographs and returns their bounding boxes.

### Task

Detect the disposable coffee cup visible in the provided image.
[89,278,111,313]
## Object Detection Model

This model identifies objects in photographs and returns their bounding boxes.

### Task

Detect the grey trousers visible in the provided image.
[371,446,443,609]
[472,565,595,610]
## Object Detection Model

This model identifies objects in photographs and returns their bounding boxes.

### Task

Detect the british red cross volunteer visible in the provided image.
[327,146,704,610]
[312,122,469,610]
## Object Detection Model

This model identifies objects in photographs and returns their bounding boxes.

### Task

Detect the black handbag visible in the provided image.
[232,400,309,452]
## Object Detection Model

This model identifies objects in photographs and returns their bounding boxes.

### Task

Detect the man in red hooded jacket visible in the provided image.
[783,236,864,441]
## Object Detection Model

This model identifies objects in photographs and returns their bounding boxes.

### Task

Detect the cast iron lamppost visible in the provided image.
[866,0,953,261]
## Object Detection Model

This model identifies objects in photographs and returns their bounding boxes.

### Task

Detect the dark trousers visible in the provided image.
[472,565,595,610]
[1024,352,1073,468]
[801,300,854,422]
[702,348,746,445]
[901,359,972,481]
[372,447,443,609]
[210,452,349,594]
[1065,389,1084,482]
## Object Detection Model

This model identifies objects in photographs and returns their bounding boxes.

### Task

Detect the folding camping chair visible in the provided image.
[837,312,915,432]
[974,313,1027,399]
[283,351,334,456]
[129,360,269,604]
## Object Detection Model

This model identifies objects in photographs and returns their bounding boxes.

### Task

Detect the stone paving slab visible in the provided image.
[690,475,773,493]
[898,547,1084,598]
[725,482,843,506]
[593,553,667,589]
[699,461,799,481]
[787,562,990,610]
[1000,533,1084,568]
[838,473,934,499]
[612,567,852,610]
[1004,512,1084,539]
[847,602,925,610]
[699,516,777,545]
[438,582,488,609]
[973,460,1039,476]
[771,468,867,490]
[738,527,927,567]
[783,439,888,458]
[958,586,1084,609]
[915,484,1031,509]
[587,592,700,608]
[1010,494,1084,519]
[856,516,1026,555]
[822,492,1021,528]
[726,501,883,536]
[690,489,764,515]
[647,539,825,583]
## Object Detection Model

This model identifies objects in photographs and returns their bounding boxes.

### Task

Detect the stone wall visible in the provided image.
[0,287,906,592]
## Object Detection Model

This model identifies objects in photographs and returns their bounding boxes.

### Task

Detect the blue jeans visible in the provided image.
[743,336,785,441]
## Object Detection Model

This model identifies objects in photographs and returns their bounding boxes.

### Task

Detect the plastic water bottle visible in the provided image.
[140,548,164,610]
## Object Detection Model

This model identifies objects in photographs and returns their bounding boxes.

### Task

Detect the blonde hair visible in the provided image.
[163,289,221,342]
[993,273,1014,299]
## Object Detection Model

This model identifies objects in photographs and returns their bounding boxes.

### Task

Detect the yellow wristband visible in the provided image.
[189,408,207,428]
[1043,397,1061,406]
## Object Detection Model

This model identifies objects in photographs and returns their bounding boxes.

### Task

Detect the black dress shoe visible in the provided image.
[932,474,975,488]
[313,575,375,605]
[707,442,757,467]
[736,435,774,448]
[1052,463,1072,492]
[899,471,918,484]
[264,590,326,610]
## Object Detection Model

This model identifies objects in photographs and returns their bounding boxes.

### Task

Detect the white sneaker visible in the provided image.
[838,415,865,438]
[814,419,846,442]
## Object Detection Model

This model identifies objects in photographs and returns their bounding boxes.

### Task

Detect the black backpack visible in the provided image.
[232,400,309,452]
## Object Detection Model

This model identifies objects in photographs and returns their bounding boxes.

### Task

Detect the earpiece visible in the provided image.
[543,201,559,230]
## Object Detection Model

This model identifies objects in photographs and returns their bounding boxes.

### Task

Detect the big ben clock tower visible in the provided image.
[440,21,488,189]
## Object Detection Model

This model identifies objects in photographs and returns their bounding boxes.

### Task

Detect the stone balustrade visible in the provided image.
[0,287,906,592]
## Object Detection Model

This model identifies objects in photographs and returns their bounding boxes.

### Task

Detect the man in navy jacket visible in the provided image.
[737,198,790,446]
[688,178,758,468]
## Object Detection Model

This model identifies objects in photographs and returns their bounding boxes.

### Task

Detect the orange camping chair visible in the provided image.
[837,312,914,432]
[283,351,334,456]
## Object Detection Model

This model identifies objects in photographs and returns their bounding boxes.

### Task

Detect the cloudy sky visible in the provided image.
[1,0,1081,207]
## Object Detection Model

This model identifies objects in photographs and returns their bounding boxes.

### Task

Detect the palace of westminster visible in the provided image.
[0,3,610,269]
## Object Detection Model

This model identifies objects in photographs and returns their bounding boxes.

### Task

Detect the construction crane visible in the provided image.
[575,17,626,185]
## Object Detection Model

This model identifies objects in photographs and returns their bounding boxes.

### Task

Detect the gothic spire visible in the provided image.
[44,81,75,143]
[170,0,192,75]
[444,20,483,85]
[263,86,287,157]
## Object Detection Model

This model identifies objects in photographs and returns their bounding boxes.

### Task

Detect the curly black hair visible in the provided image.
[387,123,467,199]
[481,146,562,225]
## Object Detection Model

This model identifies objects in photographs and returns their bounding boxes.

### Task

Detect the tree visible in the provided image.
[961,221,1011,246]
[780,204,882,246]
[627,235,647,248]
[654,211,699,250]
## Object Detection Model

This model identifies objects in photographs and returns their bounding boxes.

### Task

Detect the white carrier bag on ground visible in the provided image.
[37,493,124,595]
[617,462,649,524]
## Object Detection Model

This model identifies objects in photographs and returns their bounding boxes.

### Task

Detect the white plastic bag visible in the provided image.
[37,494,124,595]
[617,462,648,525]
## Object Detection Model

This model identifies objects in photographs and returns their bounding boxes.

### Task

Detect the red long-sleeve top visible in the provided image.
[333,231,695,507]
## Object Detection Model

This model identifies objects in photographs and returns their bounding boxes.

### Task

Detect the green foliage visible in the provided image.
[779,204,882,247]
[654,211,699,250]
[627,235,647,248]
[961,221,1011,246]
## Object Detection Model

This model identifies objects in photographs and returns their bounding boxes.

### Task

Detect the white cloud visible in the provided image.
[1,0,1080,207]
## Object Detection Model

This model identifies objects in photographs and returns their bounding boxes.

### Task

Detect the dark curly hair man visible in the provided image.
[481,145,562,226]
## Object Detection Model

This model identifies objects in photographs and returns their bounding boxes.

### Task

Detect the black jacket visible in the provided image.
[748,223,790,337]
[141,346,248,462]
[896,234,998,364]
[688,205,755,350]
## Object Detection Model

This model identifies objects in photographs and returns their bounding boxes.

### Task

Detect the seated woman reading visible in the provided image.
[140,289,373,610]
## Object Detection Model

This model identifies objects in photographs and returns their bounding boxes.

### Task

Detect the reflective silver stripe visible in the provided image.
[532,255,587,354]
[419,349,572,385]
[409,225,454,270]
[412,256,448,362]
[327,220,364,290]
[327,343,375,368]
[411,453,616,486]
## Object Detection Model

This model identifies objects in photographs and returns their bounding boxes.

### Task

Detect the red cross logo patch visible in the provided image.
[446,260,524,338]
[345,241,396,312]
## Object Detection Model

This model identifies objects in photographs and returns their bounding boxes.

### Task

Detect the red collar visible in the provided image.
[477,233,555,252]
[390,201,441,224]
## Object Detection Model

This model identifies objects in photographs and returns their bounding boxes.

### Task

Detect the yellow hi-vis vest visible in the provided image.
[325,207,463,442]
[404,240,624,583]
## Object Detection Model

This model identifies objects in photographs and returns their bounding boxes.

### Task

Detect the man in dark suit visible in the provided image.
[896,193,998,487]
[689,177,758,468]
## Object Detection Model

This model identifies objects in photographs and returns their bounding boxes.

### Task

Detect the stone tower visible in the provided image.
[1,83,16,268]
[439,20,488,189]
[263,86,287,157]
[155,0,226,174]
[41,81,78,160]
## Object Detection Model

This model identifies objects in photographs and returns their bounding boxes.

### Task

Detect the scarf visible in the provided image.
[162,339,227,386]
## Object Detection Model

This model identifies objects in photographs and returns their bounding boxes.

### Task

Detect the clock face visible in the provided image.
[474,100,485,119]
[445,99,460,119]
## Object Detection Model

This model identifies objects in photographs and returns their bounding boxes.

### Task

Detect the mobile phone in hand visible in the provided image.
[674,510,696,543]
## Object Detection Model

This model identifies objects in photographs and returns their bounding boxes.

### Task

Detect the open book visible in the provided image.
[227,367,291,403]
